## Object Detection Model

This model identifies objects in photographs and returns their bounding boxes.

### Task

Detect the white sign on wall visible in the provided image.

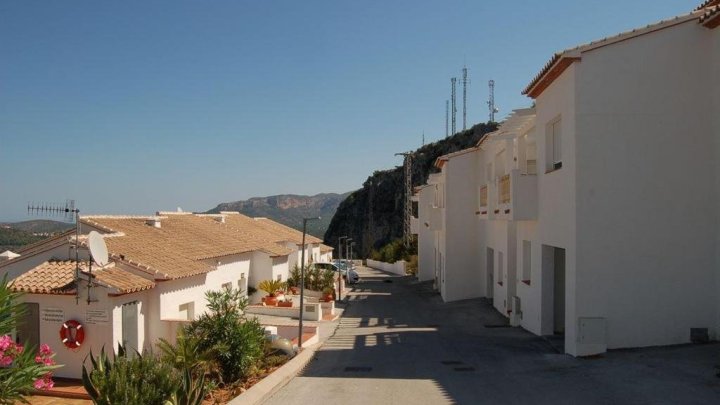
[41,307,64,323]
[85,309,110,324]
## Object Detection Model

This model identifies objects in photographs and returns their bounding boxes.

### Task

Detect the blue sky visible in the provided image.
[0,0,698,221]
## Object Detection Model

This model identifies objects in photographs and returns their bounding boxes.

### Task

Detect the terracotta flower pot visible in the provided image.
[322,293,334,302]
[278,301,293,308]
[289,286,299,294]
[264,295,278,306]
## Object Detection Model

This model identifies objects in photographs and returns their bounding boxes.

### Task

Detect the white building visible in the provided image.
[416,1,720,356]
[1,211,316,378]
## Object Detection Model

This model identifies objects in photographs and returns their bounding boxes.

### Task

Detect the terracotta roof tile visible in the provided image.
[93,267,155,294]
[320,244,334,253]
[699,5,720,27]
[11,260,79,294]
[81,214,293,280]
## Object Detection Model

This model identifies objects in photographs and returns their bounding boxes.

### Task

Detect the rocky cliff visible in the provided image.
[324,122,497,257]
[207,193,350,238]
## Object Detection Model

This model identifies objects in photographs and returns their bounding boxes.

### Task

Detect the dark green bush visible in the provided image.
[82,345,179,405]
[185,287,266,383]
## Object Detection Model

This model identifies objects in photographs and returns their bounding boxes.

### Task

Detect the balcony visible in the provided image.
[429,206,444,231]
[495,169,538,220]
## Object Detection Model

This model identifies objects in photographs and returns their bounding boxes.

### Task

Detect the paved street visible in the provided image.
[264,266,720,405]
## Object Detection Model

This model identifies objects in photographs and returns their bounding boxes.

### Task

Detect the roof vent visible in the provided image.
[146,218,161,228]
[215,215,226,224]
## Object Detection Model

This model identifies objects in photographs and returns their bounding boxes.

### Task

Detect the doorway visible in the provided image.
[16,303,39,349]
[541,245,566,335]
[122,302,139,352]
[486,247,494,299]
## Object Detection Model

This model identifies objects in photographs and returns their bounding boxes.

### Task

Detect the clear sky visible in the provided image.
[0,0,698,221]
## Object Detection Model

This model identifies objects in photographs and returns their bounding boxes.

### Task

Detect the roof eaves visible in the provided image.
[699,5,720,27]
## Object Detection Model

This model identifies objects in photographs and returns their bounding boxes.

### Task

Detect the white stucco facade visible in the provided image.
[417,4,720,356]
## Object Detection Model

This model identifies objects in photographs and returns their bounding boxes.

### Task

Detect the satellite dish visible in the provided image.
[88,231,109,267]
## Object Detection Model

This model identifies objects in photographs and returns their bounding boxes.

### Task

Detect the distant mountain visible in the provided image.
[2,220,74,234]
[206,193,351,239]
[0,220,73,252]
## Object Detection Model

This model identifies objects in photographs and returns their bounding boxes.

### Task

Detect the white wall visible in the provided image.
[19,284,149,379]
[417,186,435,282]
[573,21,717,353]
[366,259,406,276]
[442,151,484,301]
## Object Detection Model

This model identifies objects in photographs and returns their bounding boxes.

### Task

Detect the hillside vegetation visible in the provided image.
[324,122,497,257]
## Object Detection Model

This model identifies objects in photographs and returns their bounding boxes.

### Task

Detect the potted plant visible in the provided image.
[278,297,293,308]
[258,279,284,306]
[322,287,334,302]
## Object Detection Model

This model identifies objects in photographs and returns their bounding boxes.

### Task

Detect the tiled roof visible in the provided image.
[221,213,323,245]
[11,260,78,294]
[320,244,334,253]
[523,10,702,98]
[81,214,293,280]
[696,0,720,11]
[699,5,720,27]
[92,267,155,295]
[11,260,155,295]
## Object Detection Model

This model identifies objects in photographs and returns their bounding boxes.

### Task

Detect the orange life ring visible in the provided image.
[59,320,85,349]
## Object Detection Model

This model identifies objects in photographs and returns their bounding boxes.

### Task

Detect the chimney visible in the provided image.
[146,217,162,228]
[215,215,226,224]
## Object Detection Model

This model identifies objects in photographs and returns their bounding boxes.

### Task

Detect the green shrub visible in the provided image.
[258,279,285,296]
[82,345,179,405]
[185,287,266,383]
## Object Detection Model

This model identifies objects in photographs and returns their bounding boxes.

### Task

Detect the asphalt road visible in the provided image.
[264,266,720,405]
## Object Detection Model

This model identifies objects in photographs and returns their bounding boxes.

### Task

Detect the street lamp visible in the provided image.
[350,241,356,262]
[345,238,353,267]
[337,236,347,301]
[299,216,320,349]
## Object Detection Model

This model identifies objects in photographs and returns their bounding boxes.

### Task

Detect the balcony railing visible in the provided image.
[499,174,511,204]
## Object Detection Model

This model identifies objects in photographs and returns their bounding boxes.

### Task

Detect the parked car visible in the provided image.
[310,262,359,284]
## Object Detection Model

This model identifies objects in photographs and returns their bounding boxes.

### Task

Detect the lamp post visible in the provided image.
[345,238,353,268]
[337,236,347,301]
[350,241,356,262]
[298,216,320,349]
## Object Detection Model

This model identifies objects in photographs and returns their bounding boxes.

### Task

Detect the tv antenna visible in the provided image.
[488,80,499,122]
[27,199,92,304]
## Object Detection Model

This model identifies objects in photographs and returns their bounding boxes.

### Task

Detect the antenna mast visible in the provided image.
[451,77,457,135]
[27,200,86,304]
[462,66,468,131]
[488,79,497,122]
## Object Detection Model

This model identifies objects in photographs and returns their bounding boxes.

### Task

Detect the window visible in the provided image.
[547,118,562,171]
[524,133,537,175]
[276,274,282,281]
[179,302,195,321]
[479,185,488,208]
[522,240,531,284]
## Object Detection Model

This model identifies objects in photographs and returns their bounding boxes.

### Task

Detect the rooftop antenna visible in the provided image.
[27,200,87,304]
[462,66,469,131]
[451,77,457,135]
[422,131,425,146]
[488,79,499,122]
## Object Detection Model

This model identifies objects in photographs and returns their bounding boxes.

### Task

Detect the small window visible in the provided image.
[546,118,562,172]
[522,240,531,284]
[276,274,282,281]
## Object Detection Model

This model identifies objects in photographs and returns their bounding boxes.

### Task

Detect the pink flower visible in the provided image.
[33,379,46,390]
[0,355,13,367]
[0,335,11,351]
[39,344,53,356]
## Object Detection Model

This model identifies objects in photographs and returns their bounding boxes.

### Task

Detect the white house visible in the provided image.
[417,1,720,356]
[1,211,315,378]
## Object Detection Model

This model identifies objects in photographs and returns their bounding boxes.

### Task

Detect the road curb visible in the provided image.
[228,342,320,405]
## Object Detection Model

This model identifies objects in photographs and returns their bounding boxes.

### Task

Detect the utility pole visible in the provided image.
[462,66,468,131]
[395,151,413,249]
[451,78,457,135]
